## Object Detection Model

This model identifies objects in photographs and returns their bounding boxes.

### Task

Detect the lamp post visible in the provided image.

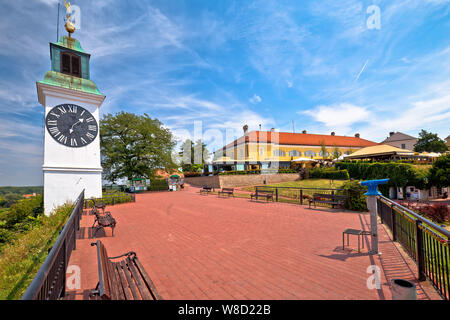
[360,178,389,254]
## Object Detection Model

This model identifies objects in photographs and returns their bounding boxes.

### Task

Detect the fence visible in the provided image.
[21,190,84,300]
[254,186,345,208]
[83,192,135,209]
[377,195,450,300]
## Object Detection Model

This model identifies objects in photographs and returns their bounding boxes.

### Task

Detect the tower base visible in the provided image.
[43,167,102,215]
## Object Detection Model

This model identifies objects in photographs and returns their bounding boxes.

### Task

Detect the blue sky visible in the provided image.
[0,0,449,186]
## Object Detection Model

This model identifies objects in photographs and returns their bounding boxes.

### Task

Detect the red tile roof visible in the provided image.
[216,131,377,152]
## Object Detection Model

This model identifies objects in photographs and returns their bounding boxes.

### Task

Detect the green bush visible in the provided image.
[218,169,297,175]
[335,162,428,189]
[0,203,73,299]
[340,180,368,211]
[309,168,350,180]
[147,179,168,191]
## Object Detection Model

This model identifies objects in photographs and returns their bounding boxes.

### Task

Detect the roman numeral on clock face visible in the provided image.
[57,134,67,144]
[70,138,78,147]
[86,117,95,123]
[80,137,87,145]
[49,126,60,136]
[86,132,95,140]
[58,106,67,114]
[68,105,78,113]
[47,120,58,126]
[88,125,97,131]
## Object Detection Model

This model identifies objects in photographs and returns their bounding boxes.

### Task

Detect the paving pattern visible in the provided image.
[65,186,442,300]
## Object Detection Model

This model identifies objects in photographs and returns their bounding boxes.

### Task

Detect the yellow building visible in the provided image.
[212,130,378,171]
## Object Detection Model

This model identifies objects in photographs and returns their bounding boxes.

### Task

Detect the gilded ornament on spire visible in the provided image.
[64,0,75,37]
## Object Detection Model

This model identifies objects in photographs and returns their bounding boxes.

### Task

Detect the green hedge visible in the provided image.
[85,192,134,208]
[219,169,297,175]
[147,179,168,191]
[335,162,428,189]
[309,168,350,180]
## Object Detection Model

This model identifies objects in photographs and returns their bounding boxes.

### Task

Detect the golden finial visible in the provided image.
[64,0,75,37]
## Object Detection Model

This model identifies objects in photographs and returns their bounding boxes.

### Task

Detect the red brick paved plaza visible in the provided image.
[66,186,441,300]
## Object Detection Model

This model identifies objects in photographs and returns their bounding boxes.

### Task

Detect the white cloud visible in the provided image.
[249,94,262,104]
[302,103,371,128]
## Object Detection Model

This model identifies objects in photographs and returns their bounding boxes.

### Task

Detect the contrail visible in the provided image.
[355,59,369,82]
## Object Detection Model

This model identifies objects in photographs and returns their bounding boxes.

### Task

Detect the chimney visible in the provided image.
[243,124,248,135]
[389,132,395,136]
[331,132,335,136]
[355,133,360,138]
[302,130,307,134]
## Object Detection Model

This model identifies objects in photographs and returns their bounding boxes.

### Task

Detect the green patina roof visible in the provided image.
[51,36,87,54]
[38,71,104,96]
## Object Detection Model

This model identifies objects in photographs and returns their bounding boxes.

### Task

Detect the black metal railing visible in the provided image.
[254,186,345,208]
[377,195,450,300]
[83,192,135,209]
[21,190,84,300]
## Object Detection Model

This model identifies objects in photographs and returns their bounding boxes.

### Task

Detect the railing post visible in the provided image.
[300,189,303,205]
[391,204,397,241]
[275,188,278,202]
[415,220,426,281]
[331,190,335,209]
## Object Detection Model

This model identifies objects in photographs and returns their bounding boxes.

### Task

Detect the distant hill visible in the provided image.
[0,186,43,196]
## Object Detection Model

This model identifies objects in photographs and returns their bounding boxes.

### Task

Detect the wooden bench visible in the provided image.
[90,240,162,300]
[251,190,274,202]
[92,210,117,237]
[308,193,346,209]
[199,186,212,195]
[218,187,234,197]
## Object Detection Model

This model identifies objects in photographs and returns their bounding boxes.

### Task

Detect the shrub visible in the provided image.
[147,179,168,191]
[0,203,73,299]
[309,168,350,180]
[335,162,428,189]
[340,180,368,211]
[183,172,202,177]
[419,204,449,224]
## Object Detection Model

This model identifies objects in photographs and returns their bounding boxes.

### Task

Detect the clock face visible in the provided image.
[45,104,98,148]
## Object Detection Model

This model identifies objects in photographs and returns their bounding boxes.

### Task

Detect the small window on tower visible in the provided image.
[61,53,71,73]
[71,56,80,76]
[60,52,82,77]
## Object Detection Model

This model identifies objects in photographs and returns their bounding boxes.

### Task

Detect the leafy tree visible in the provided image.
[320,140,328,160]
[179,139,209,172]
[414,130,448,153]
[331,145,341,159]
[428,153,450,188]
[100,112,176,183]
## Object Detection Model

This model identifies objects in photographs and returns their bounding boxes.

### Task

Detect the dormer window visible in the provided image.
[60,52,81,77]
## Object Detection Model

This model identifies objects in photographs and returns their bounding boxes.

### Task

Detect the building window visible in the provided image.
[273,149,285,157]
[60,52,81,77]
[401,144,406,149]
[319,151,329,157]
[304,151,316,158]
[289,150,301,157]
[344,151,351,155]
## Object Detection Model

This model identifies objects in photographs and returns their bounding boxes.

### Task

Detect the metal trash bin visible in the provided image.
[391,279,417,300]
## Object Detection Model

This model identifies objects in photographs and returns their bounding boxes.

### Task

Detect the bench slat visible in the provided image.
[111,262,126,300]
[114,262,132,300]
[127,256,153,300]
[120,260,141,300]
[134,257,163,300]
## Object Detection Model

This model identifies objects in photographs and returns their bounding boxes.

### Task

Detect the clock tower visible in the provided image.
[37,34,105,215]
